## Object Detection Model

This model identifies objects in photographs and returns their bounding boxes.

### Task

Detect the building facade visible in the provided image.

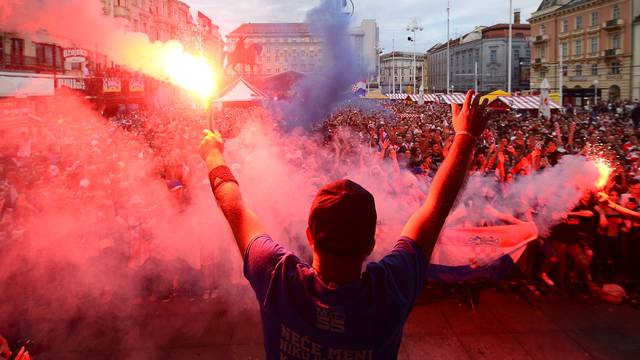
[530,0,634,104]
[101,0,223,63]
[225,20,379,78]
[380,52,425,94]
[0,0,222,97]
[425,12,531,94]
[425,42,454,93]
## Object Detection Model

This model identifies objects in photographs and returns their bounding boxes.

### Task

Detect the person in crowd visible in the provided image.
[198,91,490,358]
[548,192,604,290]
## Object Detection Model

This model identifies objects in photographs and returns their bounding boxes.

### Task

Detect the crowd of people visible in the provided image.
[1,92,640,356]
[320,98,640,294]
[3,96,640,287]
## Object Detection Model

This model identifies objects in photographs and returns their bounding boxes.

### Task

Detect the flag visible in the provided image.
[352,81,367,97]
[539,78,551,119]
[428,222,538,283]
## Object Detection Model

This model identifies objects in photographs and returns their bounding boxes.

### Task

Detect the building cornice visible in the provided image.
[530,0,614,23]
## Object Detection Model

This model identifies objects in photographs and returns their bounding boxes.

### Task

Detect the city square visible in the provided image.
[1,1,640,359]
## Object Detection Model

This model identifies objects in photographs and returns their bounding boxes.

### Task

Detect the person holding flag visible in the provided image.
[199,90,490,359]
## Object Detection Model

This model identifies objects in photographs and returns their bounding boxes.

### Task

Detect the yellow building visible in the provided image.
[530,0,634,104]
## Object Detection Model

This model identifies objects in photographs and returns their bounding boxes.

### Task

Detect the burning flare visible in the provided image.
[159,46,216,100]
[593,158,612,189]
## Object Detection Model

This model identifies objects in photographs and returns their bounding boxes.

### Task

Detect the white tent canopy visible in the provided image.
[214,77,265,104]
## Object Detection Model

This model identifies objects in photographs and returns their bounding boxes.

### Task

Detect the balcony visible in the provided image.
[571,29,584,36]
[587,25,600,33]
[586,52,599,59]
[559,31,570,39]
[602,48,623,58]
[113,5,130,19]
[572,53,584,60]
[533,34,549,44]
[603,19,624,30]
[533,57,546,67]
[0,56,63,73]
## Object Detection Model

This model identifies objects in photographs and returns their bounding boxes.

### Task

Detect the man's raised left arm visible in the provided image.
[199,129,265,256]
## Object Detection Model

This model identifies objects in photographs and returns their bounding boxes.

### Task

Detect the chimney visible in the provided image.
[514,9,521,24]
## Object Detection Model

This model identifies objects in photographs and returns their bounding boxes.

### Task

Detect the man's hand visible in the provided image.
[199,129,225,171]
[402,90,490,259]
[451,90,489,137]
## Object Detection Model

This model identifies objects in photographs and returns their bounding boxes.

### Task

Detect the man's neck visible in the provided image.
[312,251,363,286]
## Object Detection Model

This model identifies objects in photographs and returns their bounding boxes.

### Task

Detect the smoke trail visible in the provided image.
[280,0,360,130]
[0,0,214,96]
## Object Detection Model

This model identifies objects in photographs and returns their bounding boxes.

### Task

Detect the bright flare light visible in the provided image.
[593,158,612,189]
[161,46,216,101]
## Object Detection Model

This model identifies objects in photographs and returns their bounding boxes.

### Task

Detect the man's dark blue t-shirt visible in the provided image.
[243,235,428,360]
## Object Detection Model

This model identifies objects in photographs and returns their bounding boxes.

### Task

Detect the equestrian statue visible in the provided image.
[225,36,263,76]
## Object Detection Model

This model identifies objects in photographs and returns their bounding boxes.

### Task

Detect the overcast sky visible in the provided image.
[185,0,542,52]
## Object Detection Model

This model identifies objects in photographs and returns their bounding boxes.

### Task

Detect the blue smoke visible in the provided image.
[280,0,359,130]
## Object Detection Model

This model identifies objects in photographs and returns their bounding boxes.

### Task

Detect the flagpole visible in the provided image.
[392,35,396,94]
[447,0,451,94]
[507,0,513,93]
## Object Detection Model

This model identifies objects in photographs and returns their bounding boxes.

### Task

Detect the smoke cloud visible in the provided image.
[279,0,360,130]
[0,92,604,355]
[0,0,606,356]
[0,0,214,95]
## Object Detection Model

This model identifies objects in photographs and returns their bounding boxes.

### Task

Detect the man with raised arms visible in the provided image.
[199,90,489,359]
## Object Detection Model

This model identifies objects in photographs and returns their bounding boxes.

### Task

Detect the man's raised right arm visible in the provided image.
[401,91,489,259]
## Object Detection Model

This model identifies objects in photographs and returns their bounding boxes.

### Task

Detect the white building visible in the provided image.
[225,20,379,78]
[380,51,425,94]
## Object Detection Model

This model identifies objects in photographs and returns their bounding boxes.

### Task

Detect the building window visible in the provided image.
[540,25,545,35]
[562,65,568,76]
[591,12,599,26]
[562,19,569,33]
[575,40,582,55]
[490,49,497,63]
[611,33,621,49]
[10,38,24,65]
[612,5,620,20]
[0,36,3,63]
[591,63,598,76]
[575,65,582,76]
[610,62,621,74]
[576,16,583,30]
[540,68,546,79]
[590,37,599,54]
[561,43,568,58]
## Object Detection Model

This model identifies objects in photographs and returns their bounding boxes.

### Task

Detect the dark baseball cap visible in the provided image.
[308,179,377,257]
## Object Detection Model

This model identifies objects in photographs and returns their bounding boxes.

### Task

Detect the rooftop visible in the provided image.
[228,23,310,37]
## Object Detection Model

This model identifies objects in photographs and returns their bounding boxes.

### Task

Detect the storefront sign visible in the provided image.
[103,78,122,93]
[63,48,89,63]
[58,78,86,91]
[129,78,144,92]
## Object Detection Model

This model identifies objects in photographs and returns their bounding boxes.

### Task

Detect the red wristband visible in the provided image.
[209,166,238,193]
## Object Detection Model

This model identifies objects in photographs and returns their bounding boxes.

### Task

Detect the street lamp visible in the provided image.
[377,44,383,91]
[593,79,599,107]
[407,18,424,94]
